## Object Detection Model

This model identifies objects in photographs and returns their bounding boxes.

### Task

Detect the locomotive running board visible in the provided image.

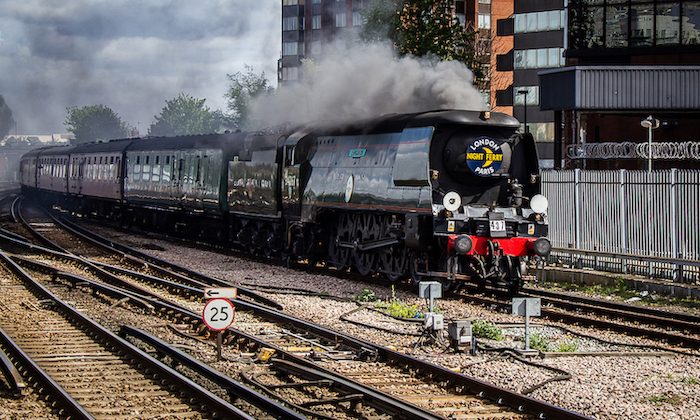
[336,238,400,252]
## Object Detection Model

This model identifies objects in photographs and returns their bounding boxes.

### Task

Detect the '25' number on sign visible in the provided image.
[203,298,235,331]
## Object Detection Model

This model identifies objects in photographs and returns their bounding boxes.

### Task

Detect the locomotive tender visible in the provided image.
[20,110,551,293]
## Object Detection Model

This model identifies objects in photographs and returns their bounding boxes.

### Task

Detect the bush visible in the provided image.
[355,288,377,302]
[472,320,504,341]
[557,339,580,352]
[528,333,550,352]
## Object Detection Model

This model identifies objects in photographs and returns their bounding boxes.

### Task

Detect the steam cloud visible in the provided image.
[249,42,487,127]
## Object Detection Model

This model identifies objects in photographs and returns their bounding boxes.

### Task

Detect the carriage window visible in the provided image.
[162,157,171,183]
[285,146,296,166]
[133,155,141,181]
[152,155,161,182]
[142,154,151,182]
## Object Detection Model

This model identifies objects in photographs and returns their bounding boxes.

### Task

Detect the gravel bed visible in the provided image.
[108,235,700,420]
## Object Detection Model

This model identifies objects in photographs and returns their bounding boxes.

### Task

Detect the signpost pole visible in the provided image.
[524,304,530,350]
[217,331,223,361]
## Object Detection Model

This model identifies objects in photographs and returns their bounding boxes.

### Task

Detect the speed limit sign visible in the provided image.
[202,298,235,331]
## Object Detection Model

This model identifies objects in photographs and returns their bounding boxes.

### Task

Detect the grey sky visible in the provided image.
[0,0,281,135]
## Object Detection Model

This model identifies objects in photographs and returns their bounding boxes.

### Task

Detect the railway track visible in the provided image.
[0,252,258,420]
[456,287,700,350]
[0,199,595,419]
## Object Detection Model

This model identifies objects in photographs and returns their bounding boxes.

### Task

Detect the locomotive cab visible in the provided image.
[424,113,551,292]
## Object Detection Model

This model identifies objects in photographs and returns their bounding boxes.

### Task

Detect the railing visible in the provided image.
[566,141,700,160]
[541,169,700,284]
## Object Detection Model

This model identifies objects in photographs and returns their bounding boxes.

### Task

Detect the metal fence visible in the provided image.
[541,169,700,284]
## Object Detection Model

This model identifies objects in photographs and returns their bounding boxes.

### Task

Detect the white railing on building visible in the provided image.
[541,169,700,283]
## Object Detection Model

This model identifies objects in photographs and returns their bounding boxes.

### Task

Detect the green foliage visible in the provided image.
[0,95,15,139]
[224,65,273,130]
[680,377,698,385]
[394,0,477,66]
[384,300,420,318]
[65,104,129,144]
[354,288,377,302]
[472,320,504,341]
[148,93,226,137]
[557,339,580,352]
[374,285,421,318]
[359,0,479,73]
[649,393,682,406]
[528,333,550,352]
[359,0,397,43]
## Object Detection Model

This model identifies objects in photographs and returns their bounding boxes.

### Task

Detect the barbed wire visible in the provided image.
[566,141,700,160]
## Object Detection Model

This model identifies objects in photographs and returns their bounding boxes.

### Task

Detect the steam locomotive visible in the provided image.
[19,110,550,293]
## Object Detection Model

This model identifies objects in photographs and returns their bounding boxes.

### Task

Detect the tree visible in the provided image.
[65,105,129,144]
[225,65,273,129]
[359,0,397,43]
[148,93,225,137]
[0,95,15,140]
[360,0,479,72]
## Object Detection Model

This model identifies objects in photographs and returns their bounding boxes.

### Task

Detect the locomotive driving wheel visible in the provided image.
[381,246,408,282]
[408,251,429,284]
[328,213,353,271]
[379,214,407,281]
[353,213,380,276]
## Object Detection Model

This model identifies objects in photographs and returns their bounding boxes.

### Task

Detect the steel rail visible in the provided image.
[1,234,448,419]
[12,197,65,252]
[525,287,700,333]
[10,205,593,419]
[16,252,450,420]
[551,246,700,269]
[229,298,595,420]
[50,212,283,310]
[0,327,94,419]
[0,346,25,396]
[0,250,256,420]
[119,325,310,420]
[460,293,700,349]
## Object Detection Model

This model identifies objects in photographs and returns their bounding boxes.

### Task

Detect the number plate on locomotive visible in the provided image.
[489,220,506,234]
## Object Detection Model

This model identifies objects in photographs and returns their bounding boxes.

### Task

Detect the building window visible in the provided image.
[283,42,304,57]
[478,14,491,29]
[513,86,539,106]
[514,48,564,69]
[283,42,298,56]
[606,4,629,48]
[631,3,655,47]
[336,12,346,27]
[515,10,565,34]
[656,2,681,45]
[283,0,300,5]
[570,0,700,49]
[683,2,700,44]
[283,17,299,31]
[312,15,322,29]
[282,67,299,81]
[353,11,362,26]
